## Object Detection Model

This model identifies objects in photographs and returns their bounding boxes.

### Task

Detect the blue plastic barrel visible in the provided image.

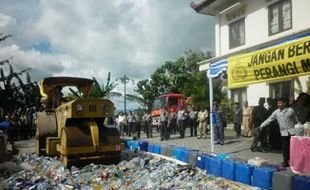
[204,155,212,173]
[180,148,190,163]
[147,143,154,152]
[130,140,139,151]
[138,141,148,151]
[235,163,253,185]
[292,175,310,190]
[153,144,161,154]
[121,139,130,149]
[196,154,207,170]
[252,167,275,190]
[172,147,182,160]
[222,159,236,181]
[208,157,223,177]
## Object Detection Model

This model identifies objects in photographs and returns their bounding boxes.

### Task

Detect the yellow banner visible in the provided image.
[228,36,310,88]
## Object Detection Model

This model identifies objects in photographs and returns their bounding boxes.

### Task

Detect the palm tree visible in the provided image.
[90,72,122,98]
[67,72,122,99]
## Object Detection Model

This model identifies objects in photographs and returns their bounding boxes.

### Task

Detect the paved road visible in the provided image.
[133,126,283,165]
[12,127,283,165]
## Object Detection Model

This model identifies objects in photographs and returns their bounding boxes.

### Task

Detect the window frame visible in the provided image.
[268,0,292,36]
[229,17,245,49]
[230,87,247,106]
[268,80,294,101]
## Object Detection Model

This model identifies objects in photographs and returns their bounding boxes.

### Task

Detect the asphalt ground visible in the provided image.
[10,125,283,165]
[133,125,284,165]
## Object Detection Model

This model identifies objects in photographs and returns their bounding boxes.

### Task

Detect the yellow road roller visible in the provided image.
[35,77,124,167]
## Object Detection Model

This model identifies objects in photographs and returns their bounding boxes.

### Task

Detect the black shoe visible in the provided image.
[215,141,220,145]
[220,142,224,146]
[250,147,256,152]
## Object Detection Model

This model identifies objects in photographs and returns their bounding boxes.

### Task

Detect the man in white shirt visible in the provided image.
[258,98,298,167]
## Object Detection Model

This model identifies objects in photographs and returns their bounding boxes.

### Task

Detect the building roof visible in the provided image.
[192,0,240,15]
[191,0,216,15]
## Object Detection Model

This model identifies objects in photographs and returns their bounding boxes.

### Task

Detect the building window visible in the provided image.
[268,0,292,35]
[269,80,294,101]
[229,18,245,49]
[231,87,247,106]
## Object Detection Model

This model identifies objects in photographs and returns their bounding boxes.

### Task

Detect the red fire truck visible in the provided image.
[151,93,191,126]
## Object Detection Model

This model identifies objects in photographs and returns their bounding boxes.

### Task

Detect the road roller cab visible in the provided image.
[35,77,123,167]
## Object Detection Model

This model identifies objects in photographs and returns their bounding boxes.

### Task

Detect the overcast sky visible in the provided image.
[0,0,215,111]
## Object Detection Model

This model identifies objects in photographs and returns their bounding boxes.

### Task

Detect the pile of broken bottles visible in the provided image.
[1,151,258,190]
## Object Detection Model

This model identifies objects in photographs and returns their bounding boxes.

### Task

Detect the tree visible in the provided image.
[133,50,228,110]
[67,72,122,99]
[131,79,158,111]
[0,33,40,115]
[89,72,122,98]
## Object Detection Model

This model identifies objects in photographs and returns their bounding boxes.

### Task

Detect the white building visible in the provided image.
[191,0,310,106]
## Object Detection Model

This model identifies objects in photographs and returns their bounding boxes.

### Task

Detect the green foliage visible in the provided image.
[134,50,228,110]
[67,72,122,99]
[0,33,41,115]
[90,72,122,98]
[132,79,158,111]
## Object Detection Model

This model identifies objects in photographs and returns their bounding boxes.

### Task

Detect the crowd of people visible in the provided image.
[0,107,38,153]
[114,92,310,167]
[1,91,309,167]
[114,105,210,142]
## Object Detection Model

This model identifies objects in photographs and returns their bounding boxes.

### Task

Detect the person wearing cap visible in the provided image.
[250,97,269,152]
[242,101,252,137]
[168,108,177,135]
[189,106,198,137]
[197,106,208,139]
[160,105,169,141]
[177,105,188,138]
[212,103,226,145]
[233,102,243,137]
[258,98,298,167]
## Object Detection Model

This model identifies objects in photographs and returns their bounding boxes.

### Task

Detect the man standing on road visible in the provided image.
[126,111,134,137]
[168,108,177,135]
[233,102,243,137]
[212,103,226,145]
[189,106,198,137]
[250,97,269,152]
[258,98,298,167]
[242,101,252,137]
[118,112,126,137]
[177,105,187,138]
[197,106,208,139]
[144,111,153,138]
[160,106,169,141]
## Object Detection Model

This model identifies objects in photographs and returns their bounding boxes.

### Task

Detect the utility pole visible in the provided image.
[116,74,134,113]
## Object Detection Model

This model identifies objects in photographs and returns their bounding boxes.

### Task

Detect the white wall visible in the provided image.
[216,0,310,57]
[245,83,269,106]
[295,76,309,97]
